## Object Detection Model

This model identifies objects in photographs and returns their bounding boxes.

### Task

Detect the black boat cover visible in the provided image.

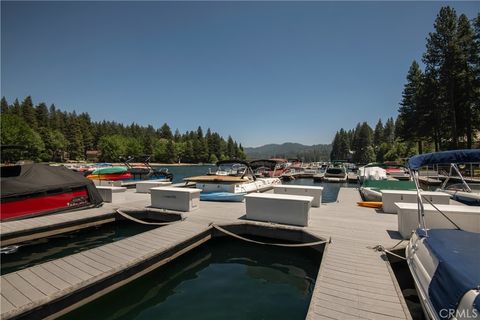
[1,164,103,205]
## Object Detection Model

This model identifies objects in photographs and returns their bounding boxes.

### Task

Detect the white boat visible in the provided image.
[358,164,387,183]
[323,163,347,182]
[405,149,480,320]
[184,160,281,200]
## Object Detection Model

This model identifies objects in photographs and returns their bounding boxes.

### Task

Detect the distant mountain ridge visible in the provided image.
[244,142,331,161]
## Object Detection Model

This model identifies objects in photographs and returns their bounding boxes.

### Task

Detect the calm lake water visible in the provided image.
[0,221,157,275]
[60,236,321,320]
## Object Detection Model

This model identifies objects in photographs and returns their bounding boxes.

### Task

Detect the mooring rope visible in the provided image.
[115,209,177,226]
[368,239,407,261]
[210,223,330,248]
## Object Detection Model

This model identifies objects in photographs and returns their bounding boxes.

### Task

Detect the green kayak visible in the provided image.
[92,166,128,175]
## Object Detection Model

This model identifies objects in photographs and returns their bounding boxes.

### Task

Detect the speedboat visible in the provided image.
[405,149,480,320]
[86,166,133,181]
[184,160,281,201]
[121,156,173,181]
[323,164,347,182]
[1,163,103,221]
[249,159,289,178]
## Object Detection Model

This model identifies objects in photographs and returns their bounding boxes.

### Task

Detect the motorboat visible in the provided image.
[1,163,103,221]
[121,156,173,181]
[359,179,417,202]
[358,164,388,183]
[323,164,347,182]
[249,159,289,178]
[86,166,133,181]
[405,149,480,320]
[184,160,281,201]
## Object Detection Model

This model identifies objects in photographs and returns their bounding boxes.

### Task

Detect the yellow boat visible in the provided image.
[357,201,383,208]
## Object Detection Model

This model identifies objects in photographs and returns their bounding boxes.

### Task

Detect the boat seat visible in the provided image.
[95,186,127,203]
[245,193,313,226]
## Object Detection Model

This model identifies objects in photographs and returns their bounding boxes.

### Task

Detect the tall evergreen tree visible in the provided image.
[397,61,426,152]
[1,97,9,114]
[20,96,37,130]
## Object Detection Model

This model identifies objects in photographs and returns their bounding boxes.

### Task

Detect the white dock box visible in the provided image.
[150,187,201,212]
[273,185,323,207]
[382,190,450,214]
[95,186,127,203]
[395,203,480,238]
[136,180,172,193]
[245,193,313,227]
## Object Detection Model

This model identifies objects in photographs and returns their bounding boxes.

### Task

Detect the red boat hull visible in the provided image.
[0,188,91,221]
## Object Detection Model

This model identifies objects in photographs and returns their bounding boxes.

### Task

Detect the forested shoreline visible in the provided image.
[0,96,246,163]
[331,7,480,163]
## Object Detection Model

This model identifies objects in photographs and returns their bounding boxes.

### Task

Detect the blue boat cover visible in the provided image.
[408,149,480,170]
[200,192,246,202]
[418,229,480,316]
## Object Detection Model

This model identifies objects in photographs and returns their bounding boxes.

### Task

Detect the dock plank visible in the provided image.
[1,294,16,315]
[16,269,58,296]
[30,266,71,291]
[2,273,45,302]
[73,253,111,273]
[61,256,103,277]
[0,278,31,307]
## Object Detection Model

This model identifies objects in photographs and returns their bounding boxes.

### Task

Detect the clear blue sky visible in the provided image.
[2,1,479,147]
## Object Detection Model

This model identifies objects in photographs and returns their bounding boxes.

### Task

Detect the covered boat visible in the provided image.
[1,164,103,221]
[359,179,417,201]
[405,149,480,320]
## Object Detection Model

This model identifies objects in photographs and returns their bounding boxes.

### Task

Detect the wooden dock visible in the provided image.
[1,187,411,319]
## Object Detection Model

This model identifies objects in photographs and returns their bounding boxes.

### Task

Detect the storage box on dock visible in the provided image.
[395,203,480,238]
[136,180,172,193]
[93,180,122,187]
[96,186,127,203]
[273,185,323,207]
[245,193,313,227]
[382,190,450,214]
[150,187,201,212]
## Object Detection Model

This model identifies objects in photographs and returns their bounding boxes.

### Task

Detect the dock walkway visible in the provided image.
[1,187,411,319]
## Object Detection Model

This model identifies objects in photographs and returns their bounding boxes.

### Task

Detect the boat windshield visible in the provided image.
[215,163,248,176]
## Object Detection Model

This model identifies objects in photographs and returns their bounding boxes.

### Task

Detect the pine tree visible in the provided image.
[456,14,478,148]
[398,61,426,152]
[373,119,384,148]
[20,96,37,130]
[35,103,49,129]
[1,97,9,114]
[159,123,173,140]
[423,6,461,148]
